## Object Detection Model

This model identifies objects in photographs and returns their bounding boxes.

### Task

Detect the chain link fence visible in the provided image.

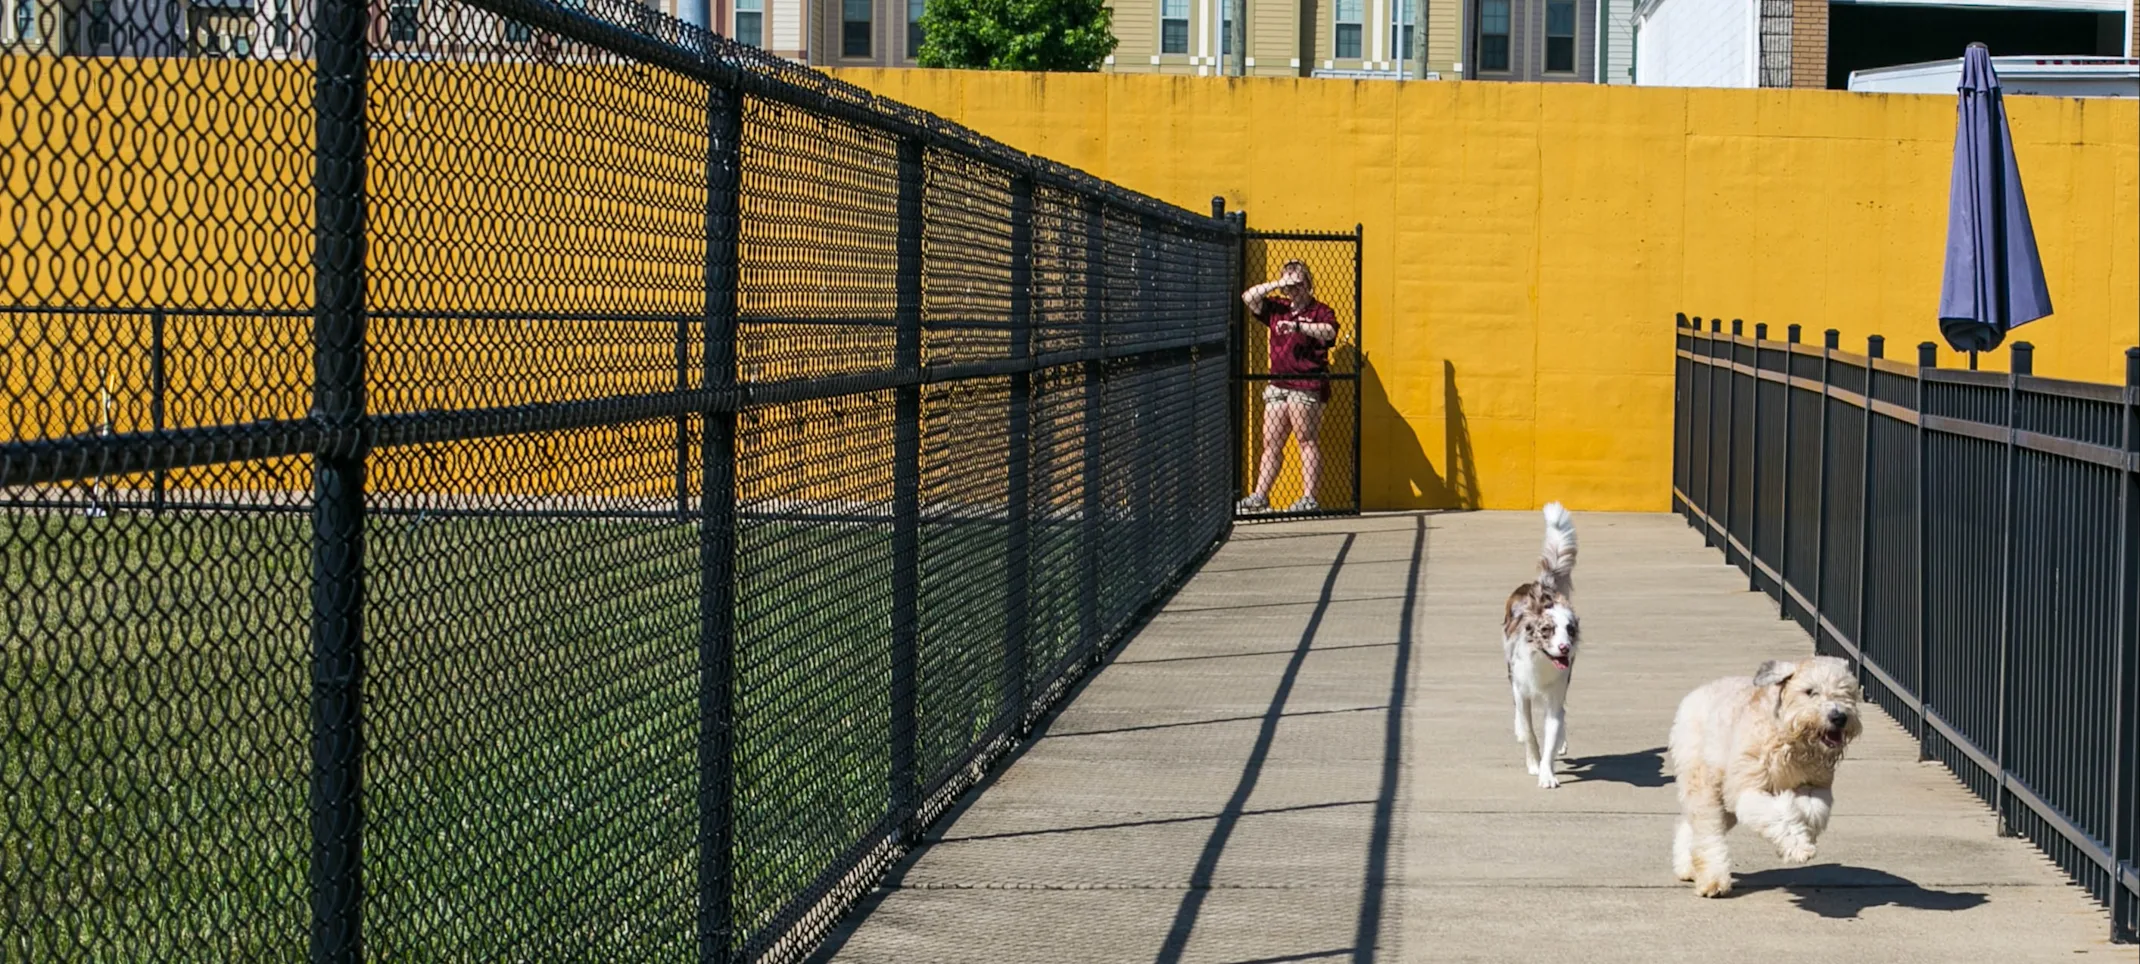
[0,1,1239,959]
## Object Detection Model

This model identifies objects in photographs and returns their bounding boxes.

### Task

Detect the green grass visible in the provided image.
[4,505,1104,955]
[0,506,1126,962]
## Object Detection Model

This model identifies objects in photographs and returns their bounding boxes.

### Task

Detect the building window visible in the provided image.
[1334,0,1361,59]
[272,0,293,48]
[906,0,922,56]
[388,0,419,42]
[1545,0,1576,71]
[1478,0,1509,70]
[190,6,253,55]
[1160,0,1186,54]
[841,0,869,56]
[86,0,112,46]
[733,0,760,45]
[1390,0,1414,60]
[11,0,37,43]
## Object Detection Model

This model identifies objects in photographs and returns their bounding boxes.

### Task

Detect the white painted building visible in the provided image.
[1630,0,1753,86]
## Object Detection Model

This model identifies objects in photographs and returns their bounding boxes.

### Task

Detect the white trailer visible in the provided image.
[1848,56,2140,98]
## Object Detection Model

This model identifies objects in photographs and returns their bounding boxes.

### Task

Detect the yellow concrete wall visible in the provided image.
[831,69,2140,512]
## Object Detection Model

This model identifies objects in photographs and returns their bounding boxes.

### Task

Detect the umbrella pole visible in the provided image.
[1970,350,1979,371]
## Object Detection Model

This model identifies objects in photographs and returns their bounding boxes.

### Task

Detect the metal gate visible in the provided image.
[1233,225,1364,519]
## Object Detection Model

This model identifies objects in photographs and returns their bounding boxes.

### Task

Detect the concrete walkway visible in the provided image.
[813,512,2123,963]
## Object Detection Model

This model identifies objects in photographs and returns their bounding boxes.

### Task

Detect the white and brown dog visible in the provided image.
[1503,502,1579,789]
[1666,655,1864,897]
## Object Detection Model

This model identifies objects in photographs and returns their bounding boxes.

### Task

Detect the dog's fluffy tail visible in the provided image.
[1538,501,1577,596]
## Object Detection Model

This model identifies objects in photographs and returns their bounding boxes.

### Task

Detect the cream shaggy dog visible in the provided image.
[1503,502,1579,789]
[1666,655,1864,897]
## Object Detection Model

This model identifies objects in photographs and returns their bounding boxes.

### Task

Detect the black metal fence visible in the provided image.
[1673,315,2139,943]
[0,2,1239,960]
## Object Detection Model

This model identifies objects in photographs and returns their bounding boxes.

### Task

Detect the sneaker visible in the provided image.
[1286,496,1319,513]
[1236,493,1269,512]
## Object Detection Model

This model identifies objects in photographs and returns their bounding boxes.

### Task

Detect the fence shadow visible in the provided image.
[1358,357,1477,510]
[1732,865,1991,918]
[1155,533,1359,963]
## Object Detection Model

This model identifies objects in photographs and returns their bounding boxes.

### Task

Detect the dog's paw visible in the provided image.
[1536,770,1560,790]
[1693,874,1733,898]
[1524,759,1540,775]
[1673,861,1696,882]
[1778,841,1817,865]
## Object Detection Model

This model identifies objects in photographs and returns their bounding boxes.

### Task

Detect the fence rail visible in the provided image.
[1,1,1239,960]
[1672,314,2139,943]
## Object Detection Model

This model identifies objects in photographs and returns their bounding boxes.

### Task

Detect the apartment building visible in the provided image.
[698,0,912,64]
[1098,0,1456,78]
[0,0,693,57]
[1459,0,1606,80]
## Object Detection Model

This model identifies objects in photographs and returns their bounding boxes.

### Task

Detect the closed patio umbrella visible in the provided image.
[1937,44,2052,364]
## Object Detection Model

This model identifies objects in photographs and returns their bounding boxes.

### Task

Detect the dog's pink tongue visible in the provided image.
[1551,655,1570,670]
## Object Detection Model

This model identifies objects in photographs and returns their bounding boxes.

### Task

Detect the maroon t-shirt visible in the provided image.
[1253,296,1340,399]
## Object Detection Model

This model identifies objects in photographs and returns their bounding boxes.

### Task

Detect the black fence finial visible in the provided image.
[1918,341,1937,368]
[1823,329,1840,351]
[2010,342,2033,377]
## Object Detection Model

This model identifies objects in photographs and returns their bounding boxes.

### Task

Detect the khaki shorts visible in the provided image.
[1262,385,1324,441]
[1262,385,1324,409]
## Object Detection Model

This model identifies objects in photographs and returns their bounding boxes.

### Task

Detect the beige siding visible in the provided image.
[1425,0,1458,73]
[1250,0,1300,72]
[1111,0,1157,68]
[772,0,801,53]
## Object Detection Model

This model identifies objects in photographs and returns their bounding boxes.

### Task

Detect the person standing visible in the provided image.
[1238,259,1339,513]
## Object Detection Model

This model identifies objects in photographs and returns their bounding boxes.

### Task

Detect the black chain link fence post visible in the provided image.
[1134,216,1157,590]
[1080,197,1106,660]
[890,135,925,845]
[698,79,744,964]
[1002,175,1034,734]
[309,0,372,955]
[1227,209,1246,512]
[149,307,168,514]
[1350,223,1364,514]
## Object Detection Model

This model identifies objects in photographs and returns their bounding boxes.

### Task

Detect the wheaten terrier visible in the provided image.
[1665,655,1863,897]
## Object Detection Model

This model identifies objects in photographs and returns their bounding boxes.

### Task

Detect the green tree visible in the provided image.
[915,0,1117,72]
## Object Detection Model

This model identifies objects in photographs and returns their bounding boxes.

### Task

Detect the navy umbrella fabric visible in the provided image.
[1937,44,2053,358]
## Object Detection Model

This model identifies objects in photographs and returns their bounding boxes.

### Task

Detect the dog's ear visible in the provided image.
[1752,659,1796,688]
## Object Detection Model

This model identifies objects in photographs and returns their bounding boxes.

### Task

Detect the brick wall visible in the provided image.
[1791,0,1825,87]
